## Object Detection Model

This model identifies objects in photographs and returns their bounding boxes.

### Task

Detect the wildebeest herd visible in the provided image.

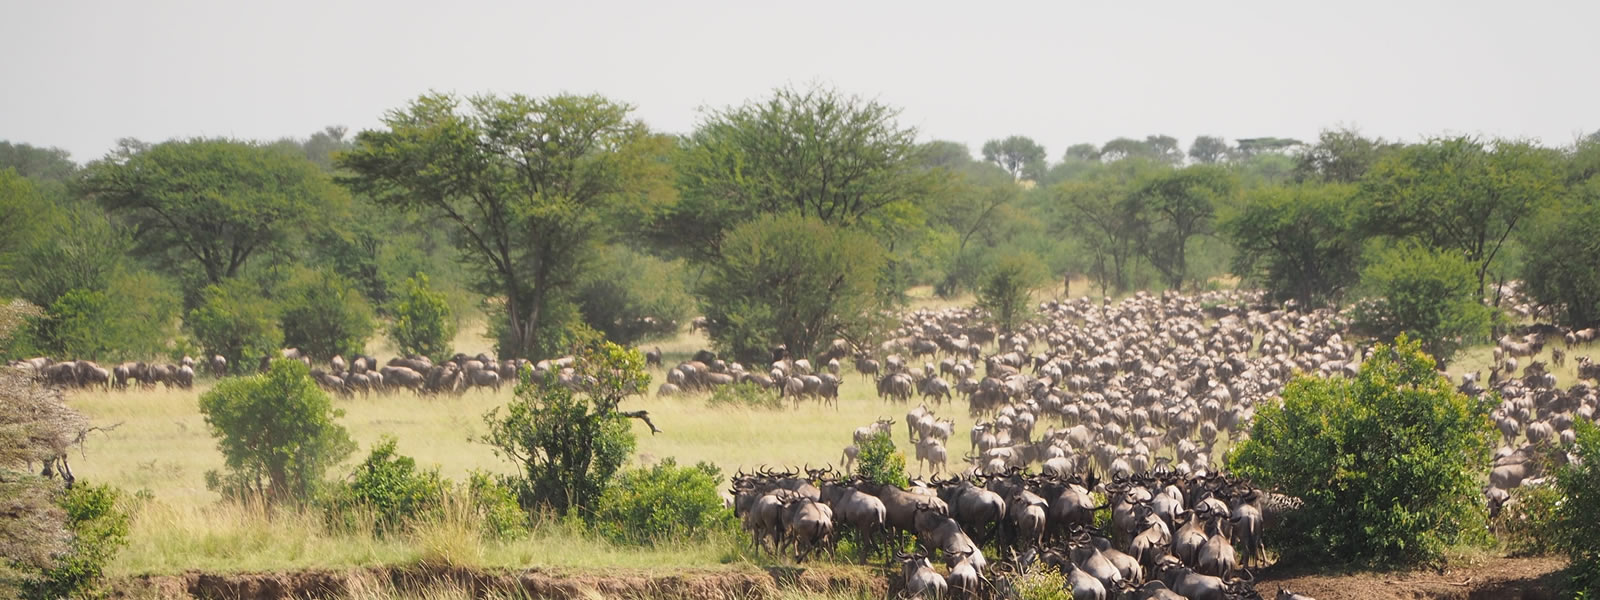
[4,347,583,398]
[680,288,1596,599]
[9,284,1599,599]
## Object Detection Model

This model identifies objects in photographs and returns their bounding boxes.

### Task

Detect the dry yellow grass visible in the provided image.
[63,331,974,575]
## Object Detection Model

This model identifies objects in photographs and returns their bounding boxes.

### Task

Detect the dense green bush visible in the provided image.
[590,458,736,545]
[857,432,909,487]
[482,341,646,515]
[20,483,129,600]
[199,359,356,504]
[327,436,447,535]
[698,215,891,364]
[1493,482,1563,556]
[705,382,782,410]
[278,267,376,361]
[574,246,693,346]
[1349,245,1492,365]
[22,272,180,363]
[390,273,454,361]
[1553,420,1600,597]
[464,471,529,540]
[976,252,1047,334]
[188,278,283,374]
[1222,183,1363,308]
[1227,336,1494,567]
[1521,197,1600,329]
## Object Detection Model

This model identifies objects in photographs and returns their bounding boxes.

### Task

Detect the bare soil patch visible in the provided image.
[1255,556,1567,600]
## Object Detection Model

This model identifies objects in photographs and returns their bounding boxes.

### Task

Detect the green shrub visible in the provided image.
[18,275,180,363]
[1227,335,1494,567]
[1349,245,1492,365]
[1554,420,1600,597]
[188,278,283,375]
[705,382,782,410]
[1493,483,1563,556]
[591,458,736,545]
[464,471,528,540]
[857,432,909,488]
[575,246,693,346]
[390,273,454,361]
[698,215,891,364]
[976,251,1047,334]
[199,359,356,504]
[279,267,376,361]
[482,341,646,515]
[1522,198,1600,330]
[1010,566,1072,600]
[328,436,447,535]
[20,483,130,600]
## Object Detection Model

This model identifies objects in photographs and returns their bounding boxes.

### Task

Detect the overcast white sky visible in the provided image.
[5,0,1598,163]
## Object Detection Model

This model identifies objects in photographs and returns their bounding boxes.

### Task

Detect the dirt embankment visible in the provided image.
[110,564,888,600]
[109,556,1567,600]
[1254,556,1567,600]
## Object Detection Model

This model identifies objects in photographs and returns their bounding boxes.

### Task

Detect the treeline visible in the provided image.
[3,86,1599,366]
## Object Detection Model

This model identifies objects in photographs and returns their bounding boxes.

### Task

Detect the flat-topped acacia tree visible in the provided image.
[338,93,671,360]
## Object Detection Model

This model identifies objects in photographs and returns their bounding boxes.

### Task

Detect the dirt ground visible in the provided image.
[107,556,1567,600]
[1253,556,1568,600]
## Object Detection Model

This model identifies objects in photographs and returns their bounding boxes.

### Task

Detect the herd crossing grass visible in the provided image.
[62,289,1585,577]
[66,335,976,575]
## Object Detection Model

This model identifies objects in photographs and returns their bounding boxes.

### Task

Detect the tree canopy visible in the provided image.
[698,215,889,363]
[654,85,940,263]
[339,92,670,359]
[1358,137,1564,295]
[1223,183,1362,308]
[981,135,1047,181]
[82,139,348,289]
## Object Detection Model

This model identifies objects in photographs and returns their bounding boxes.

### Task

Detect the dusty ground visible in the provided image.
[107,557,1567,600]
[1254,556,1567,600]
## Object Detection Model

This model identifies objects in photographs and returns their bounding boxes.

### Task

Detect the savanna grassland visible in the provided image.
[62,296,1584,581]
[63,315,965,577]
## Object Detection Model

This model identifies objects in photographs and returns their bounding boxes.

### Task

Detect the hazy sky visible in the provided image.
[5,0,1598,163]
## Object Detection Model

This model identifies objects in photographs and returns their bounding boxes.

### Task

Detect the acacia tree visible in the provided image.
[81,139,347,289]
[981,135,1047,181]
[1222,183,1363,308]
[339,93,670,359]
[699,215,889,363]
[654,85,940,263]
[1133,164,1236,290]
[1054,160,1161,294]
[1359,137,1564,296]
[1293,127,1393,183]
[1188,135,1230,164]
